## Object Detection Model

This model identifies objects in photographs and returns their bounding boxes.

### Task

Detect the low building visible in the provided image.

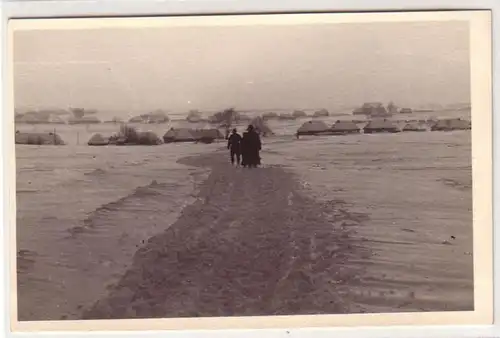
[363,119,400,133]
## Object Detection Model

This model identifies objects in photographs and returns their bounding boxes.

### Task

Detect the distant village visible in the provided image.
[14,102,472,146]
[14,101,471,126]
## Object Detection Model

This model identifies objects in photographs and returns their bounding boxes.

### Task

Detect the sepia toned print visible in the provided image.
[9,11,493,330]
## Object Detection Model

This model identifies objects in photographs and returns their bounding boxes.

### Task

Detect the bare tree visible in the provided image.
[209,107,240,127]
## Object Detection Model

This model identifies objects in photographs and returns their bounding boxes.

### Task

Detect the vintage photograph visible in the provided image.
[10,12,491,327]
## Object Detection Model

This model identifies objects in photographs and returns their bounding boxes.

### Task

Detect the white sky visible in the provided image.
[13,20,470,115]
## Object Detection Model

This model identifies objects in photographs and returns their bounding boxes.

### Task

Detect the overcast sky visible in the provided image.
[13,20,470,115]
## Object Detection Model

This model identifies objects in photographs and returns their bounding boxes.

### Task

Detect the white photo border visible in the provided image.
[1,1,498,337]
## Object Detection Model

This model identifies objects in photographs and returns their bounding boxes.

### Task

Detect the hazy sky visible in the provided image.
[13,20,470,115]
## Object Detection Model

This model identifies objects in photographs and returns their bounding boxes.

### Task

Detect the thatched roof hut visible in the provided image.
[16,111,67,124]
[430,118,471,131]
[128,116,144,123]
[297,120,330,135]
[88,133,110,146]
[15,131,65,145]
[128,111,169,124]
[402,122,427,132]
[278,113,296,120]
[249,116,274,136]
[352,108,367,115]
[292,110,307,118]
[313,109,329,117]
[363,119,400,133]
[189,128,224,143]
[110,125,162,145]
[426,117,438,126]
[262,112,279,120]
[136,131,163,145]
[69,107,97,119]
[191,128,224,144]
[146,111,169,124]
[39,108,70,117]
[331,120,360,134]
[15,113,48,124]
[68,116,101,124]
[198,128,224,139]
[163,128,196,143]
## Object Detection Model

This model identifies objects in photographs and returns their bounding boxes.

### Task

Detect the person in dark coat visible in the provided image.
[227,128,242,165]
[241,124,262,168]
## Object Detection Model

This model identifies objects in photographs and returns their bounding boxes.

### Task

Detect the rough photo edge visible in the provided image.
[1,1,498,338]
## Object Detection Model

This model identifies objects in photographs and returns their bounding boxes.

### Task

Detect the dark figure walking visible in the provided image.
[227,128,242,165]
[241,125,262,168]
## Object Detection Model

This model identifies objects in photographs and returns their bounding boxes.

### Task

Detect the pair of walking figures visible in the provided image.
[227,125,262,168]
